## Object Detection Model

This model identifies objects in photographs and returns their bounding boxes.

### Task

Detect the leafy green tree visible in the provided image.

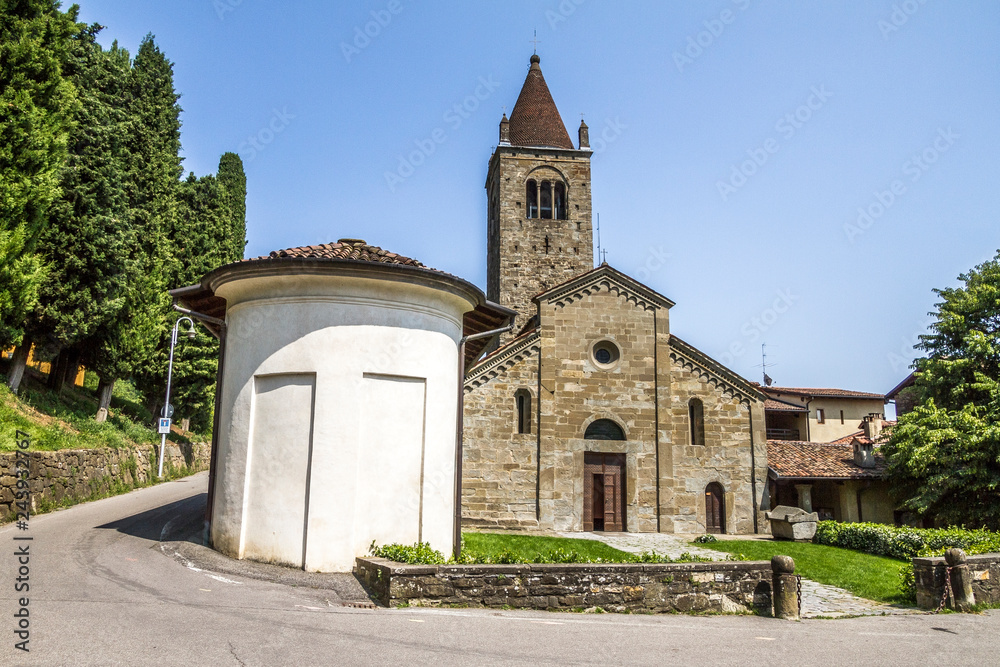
[216,152,247,262]
[0,0,81,361]
[883,250,1000,529]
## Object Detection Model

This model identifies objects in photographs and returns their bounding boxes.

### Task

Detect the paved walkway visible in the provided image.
[560,531,919,618]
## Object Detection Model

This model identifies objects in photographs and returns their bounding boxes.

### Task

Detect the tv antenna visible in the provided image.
[756,343,776,386]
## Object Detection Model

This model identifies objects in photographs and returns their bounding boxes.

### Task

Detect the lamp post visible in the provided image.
[159,316,196,478]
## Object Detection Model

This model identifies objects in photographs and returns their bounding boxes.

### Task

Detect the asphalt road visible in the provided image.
[1,473,998,666]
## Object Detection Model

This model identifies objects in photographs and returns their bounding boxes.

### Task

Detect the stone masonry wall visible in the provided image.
[356,557,773,614]
[913,553,1000,609]
[0,441,211,519]
[539,287,660,532]
[463,335,541,529]
[665,347,768,535]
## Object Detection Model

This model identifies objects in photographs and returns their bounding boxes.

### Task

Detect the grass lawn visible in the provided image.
[701,539,912,605]
[462,532,636,562]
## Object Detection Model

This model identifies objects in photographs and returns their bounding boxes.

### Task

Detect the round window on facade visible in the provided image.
[591,340,621,369]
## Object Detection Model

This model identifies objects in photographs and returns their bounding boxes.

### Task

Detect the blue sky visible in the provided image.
[77,1,999,400]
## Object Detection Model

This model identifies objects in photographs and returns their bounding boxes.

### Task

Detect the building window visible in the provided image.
[526,180,538,218]
[584,419,625,441]
[591,339,621,369]
[554,182,567,219]
[515,389,531,434]
[540,182,552,219]
[689,398,705,446]
[816,408,825,424]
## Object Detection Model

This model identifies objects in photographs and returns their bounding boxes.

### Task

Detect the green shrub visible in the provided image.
[369,541,719,566]
[813,521,1000,561]
[368,541,448,564]
[694,534,718,543]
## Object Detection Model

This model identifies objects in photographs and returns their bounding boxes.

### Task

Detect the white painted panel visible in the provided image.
[356,374,426,551]
[243,374,315,567]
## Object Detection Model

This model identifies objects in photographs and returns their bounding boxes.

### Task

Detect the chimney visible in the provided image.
[853,440,876,468]
[862,413,884,440]
[578,119,590,150]
[499,114,510,145]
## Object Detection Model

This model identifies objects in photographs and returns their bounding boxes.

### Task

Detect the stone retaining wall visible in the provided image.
[355,557,773,614]
[913,553,1000,609]
[0,441,211,518]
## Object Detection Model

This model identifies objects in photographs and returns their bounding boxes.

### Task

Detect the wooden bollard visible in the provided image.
[771,555,799,620]
[945,548,976,612]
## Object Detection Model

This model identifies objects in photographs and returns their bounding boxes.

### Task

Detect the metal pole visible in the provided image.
[159,317,194,478]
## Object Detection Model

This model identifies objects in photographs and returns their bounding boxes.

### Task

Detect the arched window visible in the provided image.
[584,419,626,441]
[526,180,538,218]
[689,398,705,446]
[515,389,532,434]
[540,181,552,219]
[554,183,566,219]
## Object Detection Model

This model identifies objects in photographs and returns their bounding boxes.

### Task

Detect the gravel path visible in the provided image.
[560,531,919,618]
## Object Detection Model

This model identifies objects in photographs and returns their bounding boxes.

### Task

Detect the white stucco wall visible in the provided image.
[209,271,474,572]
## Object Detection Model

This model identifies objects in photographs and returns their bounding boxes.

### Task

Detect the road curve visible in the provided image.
[1,473,997,666]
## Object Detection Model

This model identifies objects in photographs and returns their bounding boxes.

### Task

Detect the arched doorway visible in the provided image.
[705,482,726,534]
[583,420,626,532]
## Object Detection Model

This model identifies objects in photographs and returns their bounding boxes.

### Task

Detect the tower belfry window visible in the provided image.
[540,182,552,219]
[526,180,538,218]
[554,183,566,220]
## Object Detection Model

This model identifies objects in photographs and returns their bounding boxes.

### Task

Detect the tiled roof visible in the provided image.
[764,398,807,412]
[827,421,896,445]
[761,386,886,400]
[247,239,425,267]
[508,55,575,150]
[767,440,885,479]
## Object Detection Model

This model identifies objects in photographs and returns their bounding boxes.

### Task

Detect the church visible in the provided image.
[461,55,769,535]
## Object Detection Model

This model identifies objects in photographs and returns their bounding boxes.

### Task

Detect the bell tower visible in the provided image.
[486,55,594,337]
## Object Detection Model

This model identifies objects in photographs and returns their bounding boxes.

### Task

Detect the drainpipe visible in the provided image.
[454,324,514,560]
[748,400,759,534]
[173,305,227,540]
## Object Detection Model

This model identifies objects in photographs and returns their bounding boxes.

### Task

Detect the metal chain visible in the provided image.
[932,565,954,614]
[796,575,802,617]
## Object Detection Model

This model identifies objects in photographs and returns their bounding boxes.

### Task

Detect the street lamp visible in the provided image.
[159,316,197,478]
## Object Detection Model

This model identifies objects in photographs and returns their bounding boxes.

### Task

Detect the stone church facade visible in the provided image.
[462,55,768,535]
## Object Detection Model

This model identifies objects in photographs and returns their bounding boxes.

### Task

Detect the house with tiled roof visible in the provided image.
[761,385,887,443]
[766,414,901,525]
[461,55,768,536]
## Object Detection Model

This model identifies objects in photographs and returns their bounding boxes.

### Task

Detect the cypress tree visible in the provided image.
[216,152,247,262]
[1,0,82,388]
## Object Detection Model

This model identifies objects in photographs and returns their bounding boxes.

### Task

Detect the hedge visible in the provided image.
[813,521,1000,561]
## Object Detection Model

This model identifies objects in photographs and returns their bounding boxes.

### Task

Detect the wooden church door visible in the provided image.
[584,453,625,531]
[705,483,725,534]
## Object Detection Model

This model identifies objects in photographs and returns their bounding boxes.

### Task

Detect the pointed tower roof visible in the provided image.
[507,55,575,150]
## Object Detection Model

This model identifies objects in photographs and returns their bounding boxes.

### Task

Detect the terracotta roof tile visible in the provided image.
[246,238,426,267]
[764,398,808,412]
[767,440,885,479]
[508,55,575,150]
[761,386,886,400]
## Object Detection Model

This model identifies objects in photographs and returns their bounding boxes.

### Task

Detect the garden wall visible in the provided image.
[355,557,773,614]
[912,553,1000,609]
[0,441,211,518]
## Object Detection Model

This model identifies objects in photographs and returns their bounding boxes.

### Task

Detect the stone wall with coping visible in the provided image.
[355,557,773,614]
[912,553,1000,609]
[0,441,210,518]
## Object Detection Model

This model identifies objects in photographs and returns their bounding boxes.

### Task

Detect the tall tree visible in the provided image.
[0,0,81,385]
[16,26,134,395]
[883,250,1000,528]
[216,152,246,262]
